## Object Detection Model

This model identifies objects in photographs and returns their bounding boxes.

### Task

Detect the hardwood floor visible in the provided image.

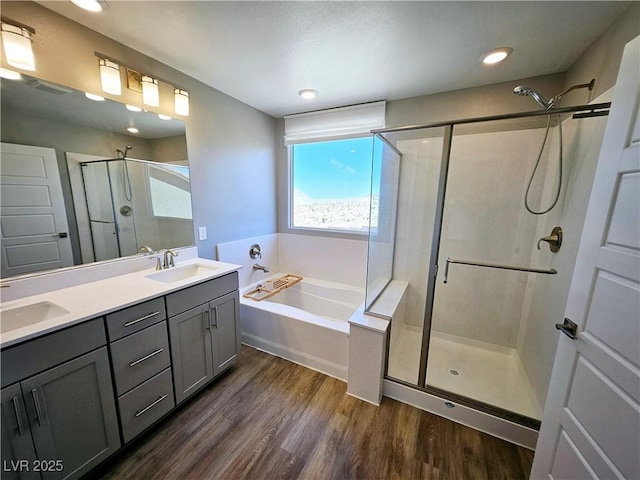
[96,345,534,480]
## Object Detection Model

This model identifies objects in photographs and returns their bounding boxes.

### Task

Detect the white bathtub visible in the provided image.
[240,275,364,380]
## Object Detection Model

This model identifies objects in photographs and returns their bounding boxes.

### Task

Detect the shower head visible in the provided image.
[513,86,551,109]
[116,145,133,159]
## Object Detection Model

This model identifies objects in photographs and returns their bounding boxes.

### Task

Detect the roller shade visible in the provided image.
[284,101,385,145]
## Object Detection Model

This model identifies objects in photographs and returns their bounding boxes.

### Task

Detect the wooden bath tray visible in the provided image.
[243,274,303,301]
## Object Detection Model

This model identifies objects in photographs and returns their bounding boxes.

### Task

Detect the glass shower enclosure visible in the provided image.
[367,102,610,426]
[80,158,193,261]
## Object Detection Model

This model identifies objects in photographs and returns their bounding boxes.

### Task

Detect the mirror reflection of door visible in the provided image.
[0,143,73,277]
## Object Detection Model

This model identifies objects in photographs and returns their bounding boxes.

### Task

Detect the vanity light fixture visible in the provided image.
[85,92,105,101]
[1,20,36,71]
[298,89,318,100]
[141,75,159,107]
[481,47,513,65]
[174,88,189,116]
[158,114,172,120]
[70,0,102,12]
[0,67,21,80]
[126,104,142,112]
[127,127,139,134]
[98,58,121,95]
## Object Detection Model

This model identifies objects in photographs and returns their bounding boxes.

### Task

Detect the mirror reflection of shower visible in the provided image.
[80,157,193,262]
[116,145,134,202]
[513,79,595,215]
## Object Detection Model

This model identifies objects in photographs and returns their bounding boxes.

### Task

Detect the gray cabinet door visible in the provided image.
[169,303,213,404]
[211,291,240,377]
[1,384,39,480]
[20,348,120,480]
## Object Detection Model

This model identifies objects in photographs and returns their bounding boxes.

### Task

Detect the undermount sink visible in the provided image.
[0,301,70,334]
[145,263,219,284]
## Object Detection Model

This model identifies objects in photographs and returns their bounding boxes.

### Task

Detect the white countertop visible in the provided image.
[0,258,241,349]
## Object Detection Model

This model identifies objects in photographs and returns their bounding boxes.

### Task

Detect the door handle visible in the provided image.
[12,396,26,436]
[212,305,218,329]
[204,309,211,331]
[57,232,68,238]
[31,389,45,427]
[555,318,578,339]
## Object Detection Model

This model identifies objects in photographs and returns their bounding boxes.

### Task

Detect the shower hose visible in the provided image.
[524,113,563,215]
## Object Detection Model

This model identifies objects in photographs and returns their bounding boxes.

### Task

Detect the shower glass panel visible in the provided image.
[365,136,401,311]
[381,127,447,383]
[426,116,561,420]
[375,100,610,427]
[81,158,193,262]
[81,160,122,261]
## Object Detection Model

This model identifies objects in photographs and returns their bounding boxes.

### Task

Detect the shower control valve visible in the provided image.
[249,244,262,259]
[537,226,563,252]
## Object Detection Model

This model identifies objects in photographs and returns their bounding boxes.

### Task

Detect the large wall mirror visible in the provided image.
[0,74,194,278]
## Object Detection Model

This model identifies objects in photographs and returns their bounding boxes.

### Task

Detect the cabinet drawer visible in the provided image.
[166,271,239,317]
[110,322,171,396]
[118,367,174,443]
[106,297,166,341]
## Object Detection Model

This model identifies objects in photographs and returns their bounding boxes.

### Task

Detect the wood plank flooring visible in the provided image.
[95,346,534,480]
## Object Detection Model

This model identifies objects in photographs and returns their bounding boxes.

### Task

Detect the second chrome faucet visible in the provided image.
[253,263,269,273]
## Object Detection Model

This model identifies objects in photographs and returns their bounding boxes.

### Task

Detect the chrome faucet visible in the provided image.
[163,249,179,269]
[138,245,154,255]
[253,263,269,273]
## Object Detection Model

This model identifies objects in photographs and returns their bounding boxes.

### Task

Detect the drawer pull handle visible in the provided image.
[129,348,164,367]
[135,394,168,418]
[31,389,44,427]
[124,311,160,327]
[12,396,25,436]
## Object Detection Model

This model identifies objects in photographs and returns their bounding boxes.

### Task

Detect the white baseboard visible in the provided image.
[241,333,348,381]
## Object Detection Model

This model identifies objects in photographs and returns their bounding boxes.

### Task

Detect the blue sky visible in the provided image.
[293,137,376,202]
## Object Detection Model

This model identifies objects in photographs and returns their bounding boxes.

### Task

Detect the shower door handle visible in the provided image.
[555,318,578,339]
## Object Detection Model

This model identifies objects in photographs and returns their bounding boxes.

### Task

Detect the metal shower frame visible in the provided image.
[371,101,611,428]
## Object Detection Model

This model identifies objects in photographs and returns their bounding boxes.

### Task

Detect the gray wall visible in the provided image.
[1,2,277,260]
[564,1,640,103]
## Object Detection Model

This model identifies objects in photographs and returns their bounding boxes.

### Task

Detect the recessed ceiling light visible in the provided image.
[298,89,318,100]
[127,127,139,134]
[0,67,21,80]
[126,104,142,112]
[85,92,105,101]
[70,0,102,12]
[481,47,513,65]
[158,114,172,120]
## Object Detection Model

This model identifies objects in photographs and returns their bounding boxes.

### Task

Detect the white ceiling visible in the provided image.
[39,1,630,118]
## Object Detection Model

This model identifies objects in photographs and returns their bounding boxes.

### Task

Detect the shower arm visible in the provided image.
[442,257,557,284]
[549,79,595,107]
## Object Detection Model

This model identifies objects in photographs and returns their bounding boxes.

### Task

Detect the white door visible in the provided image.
[0,143,74,277]
[530,37,640,479]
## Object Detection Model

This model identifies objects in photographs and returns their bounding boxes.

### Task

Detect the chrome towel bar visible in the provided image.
[443,257,557,283]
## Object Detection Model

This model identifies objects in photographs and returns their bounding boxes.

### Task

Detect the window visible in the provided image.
[290,136,376,233]
[148,163,193,219]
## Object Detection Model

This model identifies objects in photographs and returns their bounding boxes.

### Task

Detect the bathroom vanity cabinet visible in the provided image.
[0,267,240,479]
[167,272,240,404]
[0,320,120,480]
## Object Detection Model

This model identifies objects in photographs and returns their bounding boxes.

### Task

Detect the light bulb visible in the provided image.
[174,88,189,116]
[99,58,121,95]
[1,23,35,71]
[141,76,159,107]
